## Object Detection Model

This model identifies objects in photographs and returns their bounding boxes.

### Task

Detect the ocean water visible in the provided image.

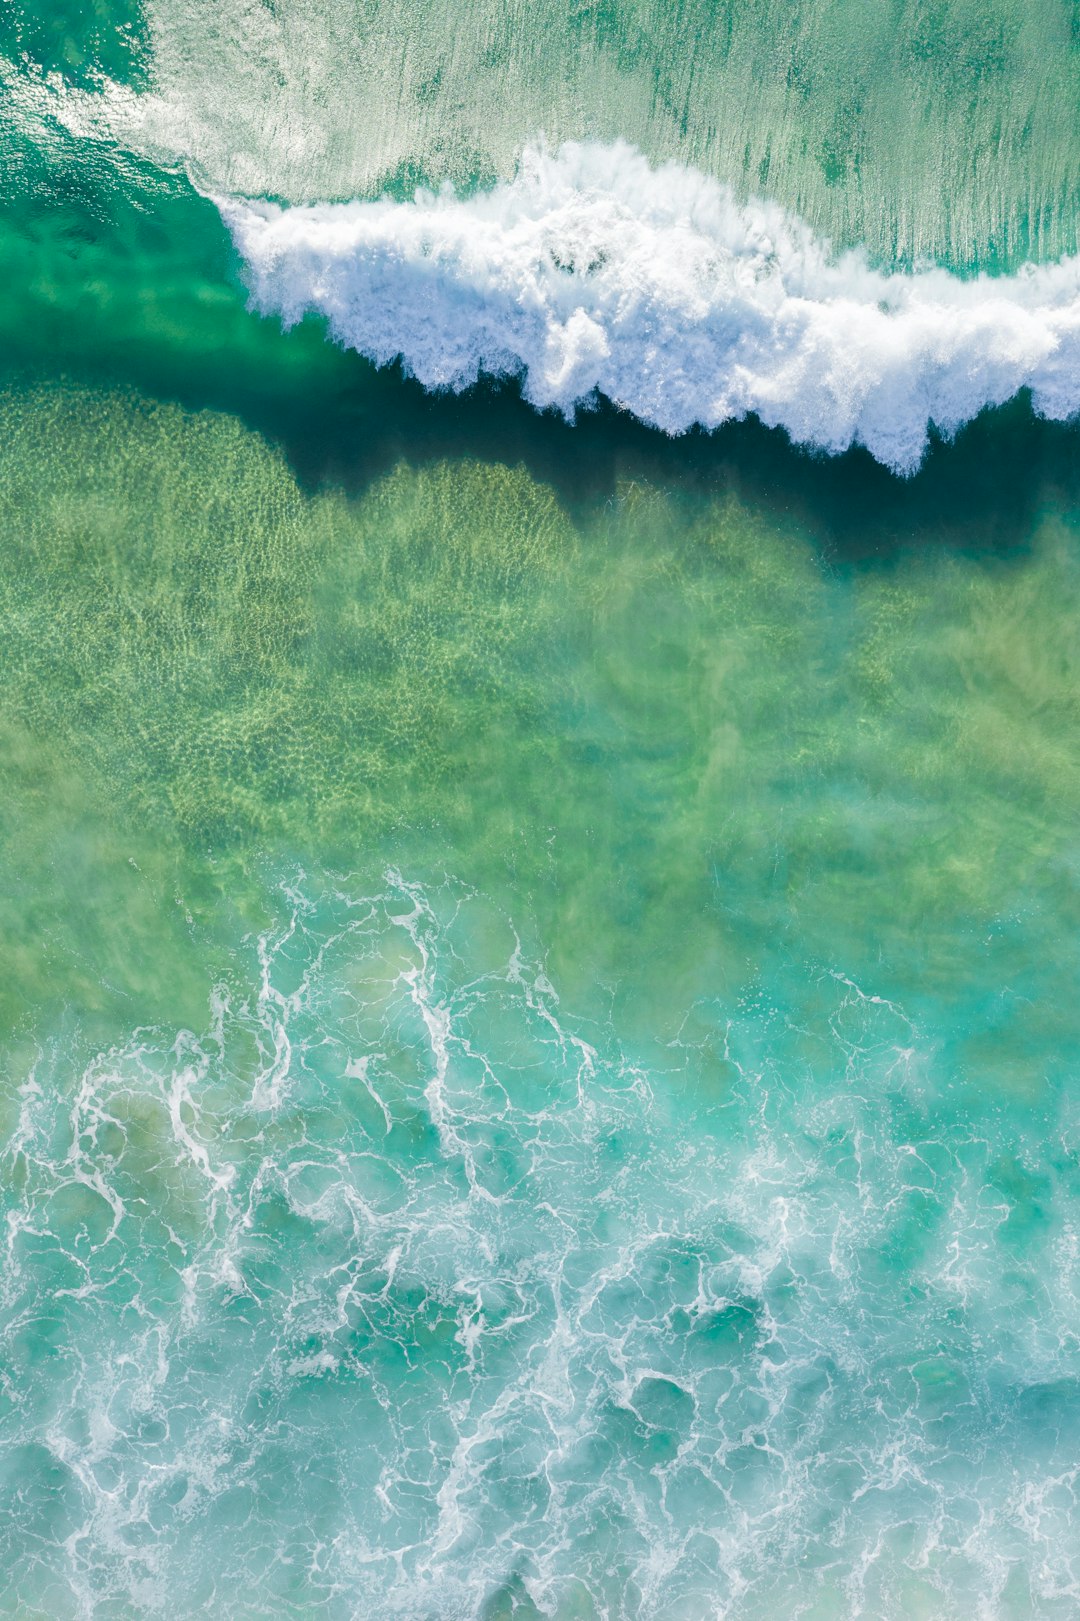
[5,3,1080,1618]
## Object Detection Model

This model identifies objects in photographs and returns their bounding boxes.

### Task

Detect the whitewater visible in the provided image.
[219,140,1080,474]
[8,868,1080,1619]
[12,45,1080,474]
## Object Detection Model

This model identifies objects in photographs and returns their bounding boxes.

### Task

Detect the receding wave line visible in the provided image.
[220,140,1080,473]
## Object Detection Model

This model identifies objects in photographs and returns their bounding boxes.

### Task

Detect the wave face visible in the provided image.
[5,871,1080,1619]
[221,141,1080,473]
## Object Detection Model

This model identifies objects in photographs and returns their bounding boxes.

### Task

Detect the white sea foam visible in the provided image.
[218,139,1080,472]
[6,869,1080,1617]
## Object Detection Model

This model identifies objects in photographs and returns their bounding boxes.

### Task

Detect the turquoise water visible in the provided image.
[5,3,1080,1617]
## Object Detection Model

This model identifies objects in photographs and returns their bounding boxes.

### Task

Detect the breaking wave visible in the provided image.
[221,140,1080,473]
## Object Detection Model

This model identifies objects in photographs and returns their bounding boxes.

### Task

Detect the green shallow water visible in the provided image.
[4,0,1080,1615]
[4,378,1080,1059]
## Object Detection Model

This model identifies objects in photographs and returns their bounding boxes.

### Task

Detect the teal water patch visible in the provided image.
[0,0,146,89]
[3,872,1080,1618]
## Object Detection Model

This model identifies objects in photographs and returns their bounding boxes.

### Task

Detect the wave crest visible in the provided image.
[220,140,1080,472]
